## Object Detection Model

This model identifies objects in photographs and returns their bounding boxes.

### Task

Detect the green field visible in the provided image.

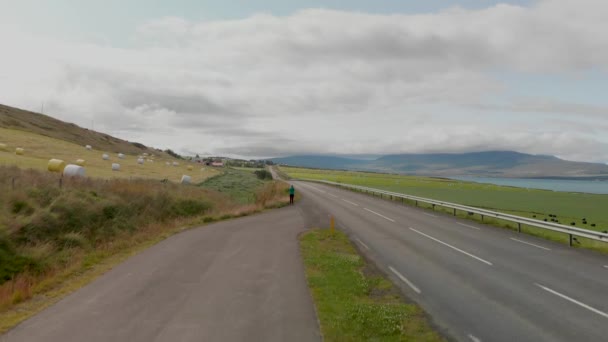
[300,229,442,341]
[200,168,268,204]
[282,167,608,251]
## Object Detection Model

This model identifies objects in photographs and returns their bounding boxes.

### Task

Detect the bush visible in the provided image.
[254,169,273,180]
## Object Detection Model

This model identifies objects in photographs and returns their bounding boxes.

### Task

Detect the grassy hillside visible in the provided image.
[0,127,217,183]
[282,167,608,251]
[0,104,156,155]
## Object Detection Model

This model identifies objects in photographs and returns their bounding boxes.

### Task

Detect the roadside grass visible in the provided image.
[284,167,608,252]
[0,166,291,333]
[0,127,218,183]
[199,168,268,204]
[300,229,443,342]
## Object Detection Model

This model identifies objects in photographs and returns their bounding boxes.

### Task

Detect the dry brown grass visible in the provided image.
[0,165,289,325]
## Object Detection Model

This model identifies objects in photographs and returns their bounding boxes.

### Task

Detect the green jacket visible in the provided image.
[289,186,295,195]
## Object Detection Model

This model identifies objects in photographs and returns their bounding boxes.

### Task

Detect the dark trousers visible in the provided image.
[289,194,294,204]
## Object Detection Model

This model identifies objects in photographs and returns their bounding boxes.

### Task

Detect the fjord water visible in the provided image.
[449,176,608,194]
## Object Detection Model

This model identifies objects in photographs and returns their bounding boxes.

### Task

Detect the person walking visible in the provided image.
[289,185,295,204]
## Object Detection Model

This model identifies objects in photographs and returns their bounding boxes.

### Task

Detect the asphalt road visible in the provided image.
[1,207,321,342]
[291,180,608,342]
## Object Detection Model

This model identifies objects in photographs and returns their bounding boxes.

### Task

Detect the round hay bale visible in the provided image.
[142,153,148,156]
[181,175,191,185]
[172,161,179,166]
[85,145,92,150]
[118,153,125,159]
[187,165,193,171]
[200,168,206,171]
[102,153,110,160]
[15,148,24,155]
[137,158,144,165]
[112,163,121,171]
[0,143,8,152]
[75,159,86,166]
[48,159,66,172]
[63,164,86,177]
[165,162,171,166]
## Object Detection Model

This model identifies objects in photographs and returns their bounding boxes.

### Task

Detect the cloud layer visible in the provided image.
[1,0,607,162]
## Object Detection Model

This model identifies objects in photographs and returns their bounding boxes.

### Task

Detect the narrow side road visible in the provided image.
[1,207,321,342]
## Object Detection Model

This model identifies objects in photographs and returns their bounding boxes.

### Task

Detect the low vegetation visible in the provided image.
[300,229,442,341]
[0,165,291,331]
[283,167,608,252]
[200,168,272,204]
[0,127,218,183]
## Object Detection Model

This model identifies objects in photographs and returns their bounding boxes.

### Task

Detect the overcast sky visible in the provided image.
[1,0,607,162]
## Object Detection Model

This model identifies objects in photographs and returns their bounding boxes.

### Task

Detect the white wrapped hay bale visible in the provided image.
[75,159,86,166]
[181,175,191,185]
[63,164,86,177]
[85,145,92,150]
[118,153,125,159]
[142,153,148,157]
[0,143,8,151]
[112,163,121,171]
[172,161,179,166]
[15,148,24,155]
[137,158,144,165]
[48,159,66,173]
[102,154,110,160]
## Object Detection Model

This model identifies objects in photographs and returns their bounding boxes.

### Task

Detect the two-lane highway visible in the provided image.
[293,180,608,342]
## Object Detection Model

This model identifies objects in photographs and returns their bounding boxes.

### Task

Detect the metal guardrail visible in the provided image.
[299,179,608,246]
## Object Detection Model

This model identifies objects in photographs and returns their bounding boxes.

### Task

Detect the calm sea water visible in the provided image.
[448,176,608,195]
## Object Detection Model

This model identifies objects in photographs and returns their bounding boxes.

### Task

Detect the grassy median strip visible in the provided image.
[300,229,443,341]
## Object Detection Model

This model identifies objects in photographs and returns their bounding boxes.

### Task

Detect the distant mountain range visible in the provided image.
[271,151,608,178]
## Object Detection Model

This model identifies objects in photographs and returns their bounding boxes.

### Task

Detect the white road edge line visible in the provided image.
[510,238,551,251]
[327,193,339,198]
[604,265,608,269]
[409,228,493,266]
[468,334,482,342]
[457,222,481,230]
[363,208,396,222]
[422,213,438,218]
[355,238,370,250]
[535,283,608,319]
[389,266,421,294]
[342,199,359,206]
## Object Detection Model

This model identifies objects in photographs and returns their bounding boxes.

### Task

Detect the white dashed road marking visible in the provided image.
[327,193,339,198]
[363,208,396,222]
[510,238,551,251]
[422,213,437,218]
[341,199,359,206]
[409,228,493,266]
[535,283,608,319]
[457,222,481,230]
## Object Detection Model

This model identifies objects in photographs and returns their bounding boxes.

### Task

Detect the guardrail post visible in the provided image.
[481,214,484,222]
[415,200,418,206]
[432,204,435,211]
[569,234,573,247]
[453,208,456,216]
[518,223,521,233]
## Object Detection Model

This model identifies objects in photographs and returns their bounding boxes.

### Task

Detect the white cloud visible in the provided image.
[0,0,607,162]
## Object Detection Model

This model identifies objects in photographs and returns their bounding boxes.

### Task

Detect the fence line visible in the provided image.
[299,179,608,246]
